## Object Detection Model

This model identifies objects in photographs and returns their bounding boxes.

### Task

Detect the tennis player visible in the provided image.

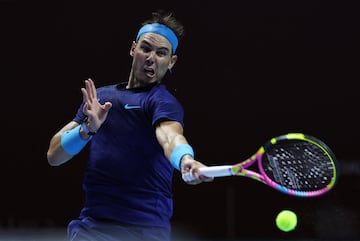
[46,10,213,241]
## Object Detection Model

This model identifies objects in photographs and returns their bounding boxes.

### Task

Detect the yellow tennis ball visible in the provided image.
[275,210,297,232]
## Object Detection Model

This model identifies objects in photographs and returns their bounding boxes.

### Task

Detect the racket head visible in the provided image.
[257,133,338,197]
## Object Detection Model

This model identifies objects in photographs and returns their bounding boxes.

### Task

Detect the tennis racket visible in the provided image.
[185,133,338,197]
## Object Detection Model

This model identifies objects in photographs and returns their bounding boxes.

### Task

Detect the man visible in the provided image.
[47,10,213,241]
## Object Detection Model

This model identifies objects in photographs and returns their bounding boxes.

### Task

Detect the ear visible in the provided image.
[130,41,136,56]
[168,54,178,70]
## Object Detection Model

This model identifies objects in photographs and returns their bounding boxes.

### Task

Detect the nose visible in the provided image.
[146,51,155,63]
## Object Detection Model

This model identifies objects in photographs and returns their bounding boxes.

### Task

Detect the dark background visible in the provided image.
[1,0,359,240]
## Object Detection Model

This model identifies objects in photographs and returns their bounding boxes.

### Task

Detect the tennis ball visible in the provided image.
[275,210,297,232]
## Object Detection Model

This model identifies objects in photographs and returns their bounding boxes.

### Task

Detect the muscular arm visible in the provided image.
[155,120,213,184]
[155,120,188,160]
[47,121,91,166]
[47,79,112,167]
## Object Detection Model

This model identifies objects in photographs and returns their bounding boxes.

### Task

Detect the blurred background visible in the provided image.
[1,0,359,240]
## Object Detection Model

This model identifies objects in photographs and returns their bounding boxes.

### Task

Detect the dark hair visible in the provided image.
[142,10,185,41]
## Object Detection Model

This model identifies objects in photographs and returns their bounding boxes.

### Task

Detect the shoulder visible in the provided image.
[96,83,120,95]
[147,84,181,106]
[151,84,176,98]
[97,83,119,91]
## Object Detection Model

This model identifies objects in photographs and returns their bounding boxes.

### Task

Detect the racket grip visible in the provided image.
[198,165,233,177]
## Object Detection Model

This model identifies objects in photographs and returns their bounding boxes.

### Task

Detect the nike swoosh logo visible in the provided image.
[124,104,141,109]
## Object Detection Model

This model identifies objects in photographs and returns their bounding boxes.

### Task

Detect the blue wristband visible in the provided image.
[170,144,194,171]
[61,125,91,155]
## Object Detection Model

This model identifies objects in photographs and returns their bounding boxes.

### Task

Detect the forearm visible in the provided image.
[155,120,195,170]
[47,134,74,166]
[169,143,194,171]
[164,134,189,159]
[47,122,91,166]
[161,132,195,171]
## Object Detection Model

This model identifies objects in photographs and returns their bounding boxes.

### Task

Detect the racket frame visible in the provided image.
[199,133,338,198]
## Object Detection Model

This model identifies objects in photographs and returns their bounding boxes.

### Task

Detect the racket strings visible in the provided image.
[263,141,335,192]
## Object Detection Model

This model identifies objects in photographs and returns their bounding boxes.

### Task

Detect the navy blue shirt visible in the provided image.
[72,82,184,229]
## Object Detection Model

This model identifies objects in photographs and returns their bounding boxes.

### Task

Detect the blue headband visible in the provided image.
[136,23,178,54]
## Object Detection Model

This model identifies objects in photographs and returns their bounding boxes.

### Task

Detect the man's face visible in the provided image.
[130,33,177,86]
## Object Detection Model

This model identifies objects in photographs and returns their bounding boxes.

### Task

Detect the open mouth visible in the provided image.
[144,67,155,77]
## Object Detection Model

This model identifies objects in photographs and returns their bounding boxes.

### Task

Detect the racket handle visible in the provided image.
[198,165,233,177]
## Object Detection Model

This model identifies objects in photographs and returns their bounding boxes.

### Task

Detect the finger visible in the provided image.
[87,78,96,100]
[81,87,89,105]
[182,172,196,182]
[84,79,92,102]
[104,102,113,111]
[200,175,214,182]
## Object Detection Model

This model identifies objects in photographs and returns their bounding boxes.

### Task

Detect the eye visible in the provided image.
[141,45,151,53]
[156,49,168,57]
